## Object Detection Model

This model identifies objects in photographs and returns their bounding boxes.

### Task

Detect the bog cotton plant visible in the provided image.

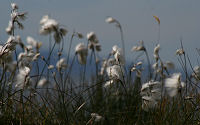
[18,41,39,68]
[151,44,162,76]
[86,31,101,77]
[87,31,98,44]
[131,61,143,77]
[40,15,58,35]
[15,66,31,89]
[154,44,160,61]
[152,62,158,71]
[90,113,103,122]
[112,45,125,65]
[132,40,152,79]
[140,80,162,111]
[2,36,21,53]
[100,58,116,76]
[105,16,126,61]
[106,65,123,79]
[56,58,67,71]
[0,36,21,70]
[48,65,54,69]
[87,31,101,52]
[165,73,185,97]
[2,3,26,69]
[37,78,48,87]
[105,17,116,24]
[0,43,16,72]
[39,15,67,43]
[100,59,109,75]
[105,64,124,87]
[0,45,13,65]
[176,48,185,55]
[87,113,103,124]
[27,36,42,51]
[11,3,18,10]
[75,43,88,65]
[18,51,34,68]
[131,40,146,52]
[6,3,27,35]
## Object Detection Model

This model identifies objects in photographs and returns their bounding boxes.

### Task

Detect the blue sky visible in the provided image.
[1,0,200,67]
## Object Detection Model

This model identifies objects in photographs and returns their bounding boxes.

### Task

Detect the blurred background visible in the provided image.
[1,0,200,68]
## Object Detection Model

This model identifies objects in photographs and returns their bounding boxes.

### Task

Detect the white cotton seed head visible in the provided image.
[165,73,180,88]
[75,43,86,53]
[131,46,145,52]
[27,36,38,47]
[105,17,116,24]
[75,43,88,65]
[154,44,160,54]
[114,49,125,65]
[136,61,143,66]
[6,21,13,35]
[106,65,124,80]
[141,80,161,111]
[37,78,48,87]
[32,53,40,61]
[100,60,108,75]
[152,62,158,70]
[142,96,158,112]
[194,66,200,72]
[112,45,119,54]
[43,19,58,29]
[20,66,30,75]
[165,73,185,97]
[18,52,26,61]
[131,67,136,72]
[104,80,114,88]
[56,58,67,70]
[154,44,160,60]
[5,36,20,52]
[40,15,49,25]
[15,66,31,89]
[26,45,33,51]
[91,113,103,122]
[39,15,59,35]
[131,41,145,52]
[87,32,98,43]
[87,32,95,40]
[141,81,161,94]
[18,49,35,68]
[176,49,185,55]
[11,11,18,20]
[48,65,54,69]
[11,3,18,10]
[111,45,125,65]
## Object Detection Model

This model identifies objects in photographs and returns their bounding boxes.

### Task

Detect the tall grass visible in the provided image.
[0,3,200,125]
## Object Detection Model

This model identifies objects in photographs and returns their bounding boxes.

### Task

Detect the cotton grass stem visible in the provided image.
[66,32,74,66]
[144,50,152,80]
